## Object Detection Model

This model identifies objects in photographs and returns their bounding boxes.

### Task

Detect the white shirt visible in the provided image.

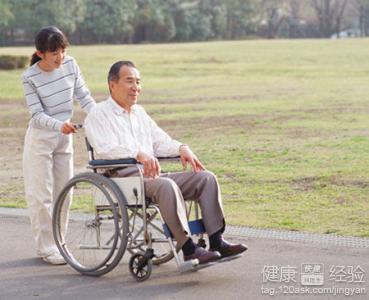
[84,97,182,160]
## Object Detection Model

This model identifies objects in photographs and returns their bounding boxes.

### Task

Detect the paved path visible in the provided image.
[0,209,368,300]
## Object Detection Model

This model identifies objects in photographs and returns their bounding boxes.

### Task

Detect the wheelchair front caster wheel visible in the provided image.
[129,252,152,282]
[197,238,207,249]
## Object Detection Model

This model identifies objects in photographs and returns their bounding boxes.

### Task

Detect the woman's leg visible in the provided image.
[23,127,59,257]
[52,133,73,238]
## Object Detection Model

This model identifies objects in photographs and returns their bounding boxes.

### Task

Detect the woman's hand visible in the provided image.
[61,122,77,134]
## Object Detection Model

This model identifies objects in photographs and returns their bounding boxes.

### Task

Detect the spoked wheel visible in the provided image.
[52,172,129,276]
[129,252,152,282]
[126,206,177,266]
[151,235,176,265]
[148,211,177,265]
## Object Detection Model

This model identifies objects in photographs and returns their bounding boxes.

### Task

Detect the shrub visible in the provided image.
[0,55,29,70]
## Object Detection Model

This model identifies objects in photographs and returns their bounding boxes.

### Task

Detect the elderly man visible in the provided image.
[84,61,247,264]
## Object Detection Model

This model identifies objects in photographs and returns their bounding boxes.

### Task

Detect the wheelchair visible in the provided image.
[52,137,240,281]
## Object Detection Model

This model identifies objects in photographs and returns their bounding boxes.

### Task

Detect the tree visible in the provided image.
[172,0,255,41]
[0,0,12,27]
[79,0,136,43]
[188,8,213,40]
[132,0,176,43]
[0,0,14,45]
[55,0,86,37]
[286,0,304,38]
[5,0,85,45]
[224,0,255,39]
[211,3,227,39]
[348,0,369,36]
[310,0,349,38]
[171,3,193,41]
[258,0,289,38]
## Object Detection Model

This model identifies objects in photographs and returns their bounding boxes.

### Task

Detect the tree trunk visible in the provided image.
[10,27,14,46]
[359,4,364,37]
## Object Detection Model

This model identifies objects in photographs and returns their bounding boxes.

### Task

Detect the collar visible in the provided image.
[107,96,136,115]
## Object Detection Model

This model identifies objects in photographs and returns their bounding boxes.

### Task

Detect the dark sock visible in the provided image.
[209,230,223,249]
[182,238,197,256]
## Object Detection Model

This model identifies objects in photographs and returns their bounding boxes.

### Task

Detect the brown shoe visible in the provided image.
[184,247,221,264]
[210,240,247,258]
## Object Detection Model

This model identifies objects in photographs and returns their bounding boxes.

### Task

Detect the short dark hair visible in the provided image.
[107,61,136,83]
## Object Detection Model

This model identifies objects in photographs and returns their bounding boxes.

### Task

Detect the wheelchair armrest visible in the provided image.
[88,158,138,166]
[89,156,179,166]
[157,156,181,162]
[88,156,180,170]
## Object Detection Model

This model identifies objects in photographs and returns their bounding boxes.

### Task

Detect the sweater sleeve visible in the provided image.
[72,58,96,113]
[22,74,63,132]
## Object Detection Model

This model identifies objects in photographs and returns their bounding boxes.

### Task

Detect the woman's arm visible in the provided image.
[22,75,64,131]
[72,59,96,114]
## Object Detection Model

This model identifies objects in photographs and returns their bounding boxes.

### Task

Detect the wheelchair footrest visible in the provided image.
[179,253,244,273]
[178,259,217,273]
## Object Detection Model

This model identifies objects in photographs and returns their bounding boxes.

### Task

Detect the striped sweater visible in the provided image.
[22,55,96,132]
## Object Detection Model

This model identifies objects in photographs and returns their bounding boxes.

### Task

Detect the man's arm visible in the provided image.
[145,110,205,172]
[146,111,182,157]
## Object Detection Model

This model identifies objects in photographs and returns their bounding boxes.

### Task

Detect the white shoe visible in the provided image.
[42,252,66,265]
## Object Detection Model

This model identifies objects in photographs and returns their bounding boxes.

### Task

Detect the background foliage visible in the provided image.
[1,0,369,45]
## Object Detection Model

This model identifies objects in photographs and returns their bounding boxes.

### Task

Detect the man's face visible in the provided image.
[110,66,141,110]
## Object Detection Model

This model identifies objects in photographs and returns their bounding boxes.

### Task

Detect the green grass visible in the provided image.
[1,39,369,237]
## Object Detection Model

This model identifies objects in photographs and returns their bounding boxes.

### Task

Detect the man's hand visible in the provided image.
[179,145,205,172]
[136,151,161,178]
[61,122,77,134]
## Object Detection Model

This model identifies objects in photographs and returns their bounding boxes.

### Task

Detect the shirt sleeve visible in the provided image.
[22,74,63,132]
[72,59,96,114]
[84,108,138,160]
[145,110,181,157]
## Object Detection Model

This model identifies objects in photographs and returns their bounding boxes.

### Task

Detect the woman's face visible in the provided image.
[37,48,66,71]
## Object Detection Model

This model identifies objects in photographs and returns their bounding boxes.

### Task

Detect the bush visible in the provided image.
[0,55,29,70]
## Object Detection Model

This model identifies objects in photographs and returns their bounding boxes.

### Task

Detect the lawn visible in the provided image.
[1,39,369,237]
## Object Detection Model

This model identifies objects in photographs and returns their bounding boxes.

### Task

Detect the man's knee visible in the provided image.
[150,177,179,201]
[197,170,218,186]
[156,177,177,191]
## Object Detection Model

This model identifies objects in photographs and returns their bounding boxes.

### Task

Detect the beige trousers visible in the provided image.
[23,126,73,257]
[113,167,225,248]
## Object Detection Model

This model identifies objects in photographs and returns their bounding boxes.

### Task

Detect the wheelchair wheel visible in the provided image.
[126,206,177,266]
[150,229,176,266]
[129,252,152,282]
[152,246,175,265]
[53,172,129,276]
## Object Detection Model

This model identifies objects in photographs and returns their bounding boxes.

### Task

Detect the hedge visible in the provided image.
[0,55,29,70]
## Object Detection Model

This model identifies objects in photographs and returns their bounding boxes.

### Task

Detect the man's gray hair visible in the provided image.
[107,60,136,83]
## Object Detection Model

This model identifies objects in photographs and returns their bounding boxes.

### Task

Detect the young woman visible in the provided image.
[22,26,96,264]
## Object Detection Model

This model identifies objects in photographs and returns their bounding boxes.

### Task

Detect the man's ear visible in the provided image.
[108,80,115,93]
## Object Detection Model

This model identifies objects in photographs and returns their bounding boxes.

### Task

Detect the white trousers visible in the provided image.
[23,126,73,257]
